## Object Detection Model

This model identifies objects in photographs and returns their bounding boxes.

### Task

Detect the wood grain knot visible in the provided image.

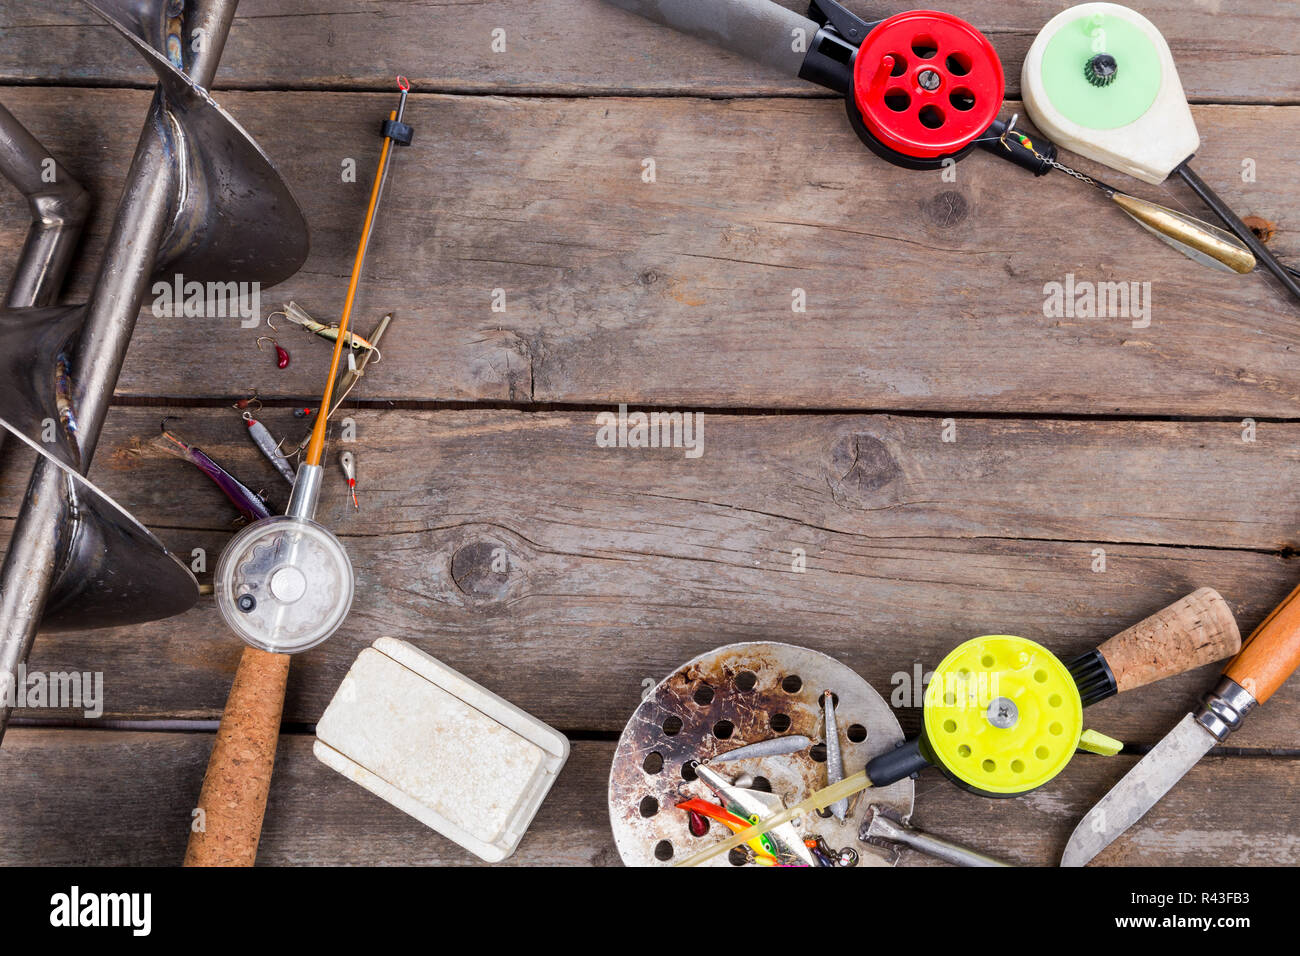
[1242,215,1275,243]
[827,433,902,503]
[922,189,969,228]
[450,540,515,601]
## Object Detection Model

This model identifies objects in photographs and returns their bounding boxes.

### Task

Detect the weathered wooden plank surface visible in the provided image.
[0,0,1296,869]
[0,1,1294,103]
[0,88,1295,414]
[0,730,1294,866]
[4,407,1297,745]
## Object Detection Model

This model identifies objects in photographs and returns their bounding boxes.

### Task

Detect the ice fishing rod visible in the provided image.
[604,0,1256,278]
[212,78,412,656]
[186,80,413,867]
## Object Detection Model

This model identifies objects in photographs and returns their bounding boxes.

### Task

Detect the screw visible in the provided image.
[237,593,257,613]
[986,696,1019,729]
[918,69,941,91]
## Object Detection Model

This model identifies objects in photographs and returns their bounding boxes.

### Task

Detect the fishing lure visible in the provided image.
[339,450,359,511]
[675,798,777,862]
[293,406,316,420]
[155,420,272,524]
[707,734,812,764]
[686,809,709,837]
[329,312,391,416]
[804,834,859,867]
[242,411,297,485]
[272,301,378,353]
[693,763,818,866]
[257,336,290,369]
[997,121,1254,275]
[822,691,848,821]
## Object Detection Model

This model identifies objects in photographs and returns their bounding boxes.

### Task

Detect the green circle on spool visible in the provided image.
[1040,12,1162,130]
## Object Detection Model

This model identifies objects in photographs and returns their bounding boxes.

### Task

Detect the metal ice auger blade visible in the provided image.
[0,306,88,472]
[0,305,200,630]
[0,0,307,688]
[0,441,199,633]
[84,0,194,72]
[84,0,311,285]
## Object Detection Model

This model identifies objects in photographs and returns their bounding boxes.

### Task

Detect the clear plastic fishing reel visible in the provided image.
[214,515,354,654]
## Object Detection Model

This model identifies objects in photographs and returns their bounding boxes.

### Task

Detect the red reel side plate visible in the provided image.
[852,10,1004,160]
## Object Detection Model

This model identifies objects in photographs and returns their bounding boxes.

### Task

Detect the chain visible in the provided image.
[997,116,1102,191]
[1044,156,1098,188]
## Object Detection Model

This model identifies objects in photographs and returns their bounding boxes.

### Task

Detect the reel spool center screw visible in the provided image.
[270,565,309,603]
[986,696,1019,729]
[917,69,941,91]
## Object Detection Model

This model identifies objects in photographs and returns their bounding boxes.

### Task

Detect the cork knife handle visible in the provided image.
[184,647,290,867]
[1096,587,1241,693]
[1226,580,1300,705]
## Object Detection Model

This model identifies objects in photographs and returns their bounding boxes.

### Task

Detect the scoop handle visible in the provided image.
[1225,580,1300,705]
[183,647,290,866]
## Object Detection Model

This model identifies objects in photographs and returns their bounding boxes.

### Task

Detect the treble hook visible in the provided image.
[998,112,1020,151]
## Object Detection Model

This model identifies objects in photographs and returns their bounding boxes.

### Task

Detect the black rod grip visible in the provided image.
[865,737,931,787]
[603,0,816,78]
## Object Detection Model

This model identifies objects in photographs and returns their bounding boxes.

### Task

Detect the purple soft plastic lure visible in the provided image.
[155,421,272,523]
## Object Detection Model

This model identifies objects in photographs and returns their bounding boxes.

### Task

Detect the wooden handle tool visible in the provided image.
[183,647,290,867]
[1070,587,1240,705]
[1225,580,1300,705]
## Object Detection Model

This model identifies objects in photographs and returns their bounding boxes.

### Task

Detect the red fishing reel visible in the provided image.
[846,10,1004,168]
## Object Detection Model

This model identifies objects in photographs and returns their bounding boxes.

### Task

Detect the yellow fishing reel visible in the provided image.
[867,635,1121,797]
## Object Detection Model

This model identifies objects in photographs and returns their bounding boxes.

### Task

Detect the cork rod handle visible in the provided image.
[184,647,290,867]
[1096,587,1241,694]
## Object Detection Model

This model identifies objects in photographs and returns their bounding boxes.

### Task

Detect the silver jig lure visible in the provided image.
[242,410,297,485]
[707,734,813,764]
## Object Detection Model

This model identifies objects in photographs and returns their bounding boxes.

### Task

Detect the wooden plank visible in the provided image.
[0,88,1295,414]
[46,407,1300,552]
[4,407,1298,744]
[0,730,1293,865]
[0,1,1293,102]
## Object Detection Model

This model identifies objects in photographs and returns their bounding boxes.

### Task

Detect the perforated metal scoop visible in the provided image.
[608,642,913,867]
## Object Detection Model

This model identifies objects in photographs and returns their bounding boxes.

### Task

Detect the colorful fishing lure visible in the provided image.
[155,420,272,524]
[675,797,778,862]
[271,301,378,353]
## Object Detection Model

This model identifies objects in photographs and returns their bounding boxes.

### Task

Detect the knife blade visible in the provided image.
[1061,580,1300,866]
[1060,713,1215,867]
